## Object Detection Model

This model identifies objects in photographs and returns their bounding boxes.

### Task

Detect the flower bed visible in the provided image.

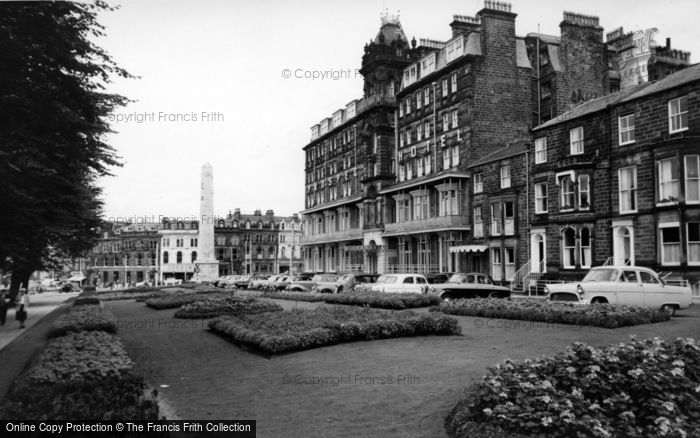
[433,298,670,328]
[0,331,159,420]
[145,291,232,309]
[49,304,117,338]
[208,306,461,354]
[445,337,700,438]
[324,292,440,309]
[174,296,283,319]
[264,291,440,309]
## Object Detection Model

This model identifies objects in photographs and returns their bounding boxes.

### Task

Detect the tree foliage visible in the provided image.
[0,1,132,297]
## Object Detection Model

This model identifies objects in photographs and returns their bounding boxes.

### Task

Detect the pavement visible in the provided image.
[0,291,78,404]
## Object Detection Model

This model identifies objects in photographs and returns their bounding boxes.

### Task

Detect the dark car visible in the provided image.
[428,273,510,300]
[425,273,454,284]
[335,273,380,293]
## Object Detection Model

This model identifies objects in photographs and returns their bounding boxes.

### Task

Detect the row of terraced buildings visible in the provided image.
[300,1,700,294]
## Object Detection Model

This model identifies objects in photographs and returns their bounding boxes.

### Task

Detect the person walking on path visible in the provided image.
[0,290,8,326]
[15,289,29,329]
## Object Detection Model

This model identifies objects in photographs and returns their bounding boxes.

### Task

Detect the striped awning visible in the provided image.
[449,245,488,253]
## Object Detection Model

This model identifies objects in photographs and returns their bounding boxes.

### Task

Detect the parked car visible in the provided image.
[285,274,323,292]
[309,274,341,294]
[545,266,693,315]
[369,274,429,294]
[163,278,182,286]
[335,273,380,293]
[428,273,510,300]
[234,275,252,288]
[425,273,454,284]
[249,275,272,290]
[213,275,232,287]
[270,275,292,291]
[246,275,268,289]
[272,275,309,290]
[220,275,241,288]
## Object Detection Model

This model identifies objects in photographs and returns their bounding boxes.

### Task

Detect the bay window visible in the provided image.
[473,206,483,238]
[580,228,591,268]
[578,174,590,210]
[562,228,576,268]
[560,176,575,210]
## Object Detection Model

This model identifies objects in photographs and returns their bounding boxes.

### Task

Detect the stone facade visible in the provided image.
[529,64,700,288]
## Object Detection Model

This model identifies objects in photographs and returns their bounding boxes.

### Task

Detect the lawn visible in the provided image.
[106,299,700,437]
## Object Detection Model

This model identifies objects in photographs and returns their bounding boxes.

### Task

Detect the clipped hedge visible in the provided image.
[73,296,102,306]
[174,296,283,319]
[0,331,159,420]
[145,291,232,309]
[433,298,671,328]
[264,291,440,309]
[208,306,461,354]
[445,337,700,438]
[49,304,117,338]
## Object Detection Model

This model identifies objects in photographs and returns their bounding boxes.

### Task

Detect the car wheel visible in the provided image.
[442,293,455,302]
[488,292,501,299]
[591,297,608,305]
[336,286,343,294]
[661,304,676,316]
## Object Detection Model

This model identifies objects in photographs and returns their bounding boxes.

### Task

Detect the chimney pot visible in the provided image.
[666,37,671,50]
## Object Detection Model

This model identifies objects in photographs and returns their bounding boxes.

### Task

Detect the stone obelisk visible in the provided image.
[197,163,219,281]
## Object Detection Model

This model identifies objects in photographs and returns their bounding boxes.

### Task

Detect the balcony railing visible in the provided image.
[384,215,469,235]
[303,227,363,245]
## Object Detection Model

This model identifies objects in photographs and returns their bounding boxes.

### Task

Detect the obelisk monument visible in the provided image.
[197,163,219,281]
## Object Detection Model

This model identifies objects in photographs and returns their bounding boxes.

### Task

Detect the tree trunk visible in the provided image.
[8,268,32,305]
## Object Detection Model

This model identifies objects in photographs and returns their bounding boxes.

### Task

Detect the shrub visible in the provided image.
[434,298,671,328]
[0,331,159,420]
[49,305,117,338]
[445,337,700,438]
[145,291,232,309]
[208,306,461,354]
[264,291,440,309]
[174,296,283,319]
[73,296,102,306]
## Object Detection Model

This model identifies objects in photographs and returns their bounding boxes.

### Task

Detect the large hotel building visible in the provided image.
[301,1,698,291]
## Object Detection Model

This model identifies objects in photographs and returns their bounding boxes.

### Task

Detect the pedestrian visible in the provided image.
[15,289,29,329]
[0,289,8,326]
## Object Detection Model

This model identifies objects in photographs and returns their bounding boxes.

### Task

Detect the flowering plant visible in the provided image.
[446,337,700,437]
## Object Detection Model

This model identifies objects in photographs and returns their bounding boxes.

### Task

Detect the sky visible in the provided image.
[95,0,700,222]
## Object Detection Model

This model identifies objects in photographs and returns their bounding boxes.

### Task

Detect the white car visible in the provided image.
[369,274,429,294]
[546,266,693,315]
[163,278,182,286]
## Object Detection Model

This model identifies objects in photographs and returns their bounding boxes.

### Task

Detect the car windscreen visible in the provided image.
[321,275,339,282]
[582,269,618,282]
[376,275,397,284]
[447,274,468,283]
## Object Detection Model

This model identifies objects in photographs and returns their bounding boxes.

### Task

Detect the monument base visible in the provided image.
[194,261,219,282]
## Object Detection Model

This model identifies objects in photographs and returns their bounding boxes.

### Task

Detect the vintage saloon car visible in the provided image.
[546,266,693,315]
[428,273,510,300]
[369,274,429,294]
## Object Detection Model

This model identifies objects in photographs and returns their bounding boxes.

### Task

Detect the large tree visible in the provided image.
[0,1,131,301]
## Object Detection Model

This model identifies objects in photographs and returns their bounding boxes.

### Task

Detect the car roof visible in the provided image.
[591,266,655,273]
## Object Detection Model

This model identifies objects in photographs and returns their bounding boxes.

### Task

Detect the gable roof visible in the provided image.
[469,140,529,168]
[534,63,700,131]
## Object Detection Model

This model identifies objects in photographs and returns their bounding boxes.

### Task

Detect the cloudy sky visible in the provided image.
[95,0,700,222]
